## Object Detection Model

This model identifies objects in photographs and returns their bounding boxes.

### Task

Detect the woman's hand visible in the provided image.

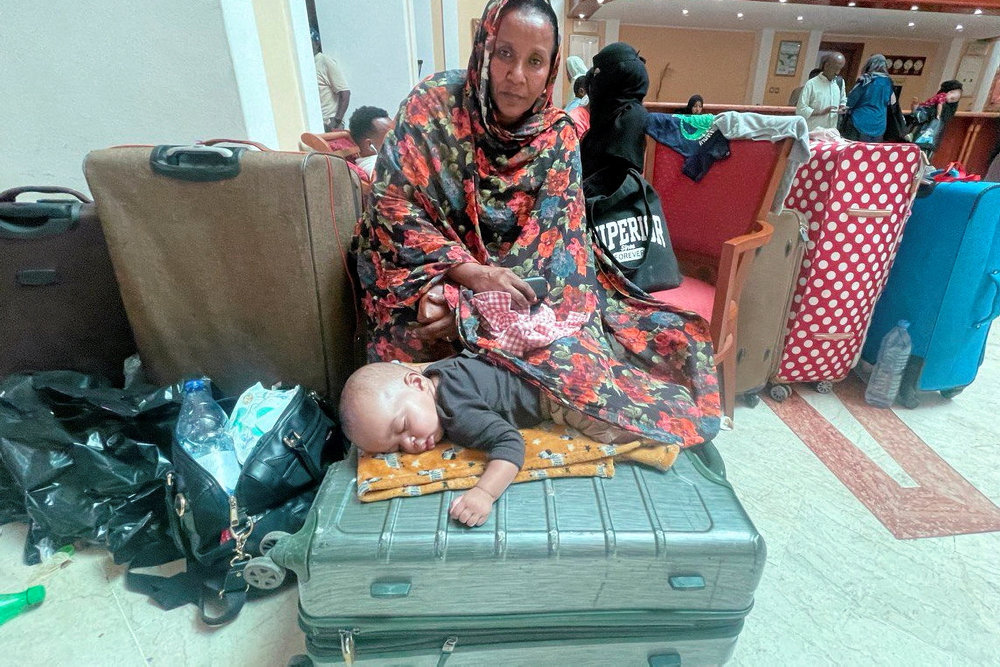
[413,285,458,342]
[447,263,536,310]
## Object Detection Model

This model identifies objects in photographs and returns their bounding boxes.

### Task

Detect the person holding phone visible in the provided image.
[353,0,723,457]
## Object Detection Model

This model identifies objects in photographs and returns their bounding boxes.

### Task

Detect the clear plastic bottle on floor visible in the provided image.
[175,378,242,494]
[864,320,912,409]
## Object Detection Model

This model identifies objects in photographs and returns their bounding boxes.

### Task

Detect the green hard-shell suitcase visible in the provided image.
[262,443,764,665]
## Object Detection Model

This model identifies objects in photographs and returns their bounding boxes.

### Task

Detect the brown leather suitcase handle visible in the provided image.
[0,186,92,203]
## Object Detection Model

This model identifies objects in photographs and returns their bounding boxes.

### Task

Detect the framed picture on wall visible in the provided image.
[775,40,801,77]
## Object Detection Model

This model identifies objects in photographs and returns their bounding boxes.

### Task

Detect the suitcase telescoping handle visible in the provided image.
[974,270,1000,329]
[0,186,96,239]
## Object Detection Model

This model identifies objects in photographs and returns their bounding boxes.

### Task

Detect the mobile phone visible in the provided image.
[524,276,548,301]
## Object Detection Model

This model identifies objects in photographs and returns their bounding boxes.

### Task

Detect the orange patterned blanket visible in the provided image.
[356,421,679,502]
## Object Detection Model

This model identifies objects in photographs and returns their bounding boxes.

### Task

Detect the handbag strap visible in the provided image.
[125,554,249,625]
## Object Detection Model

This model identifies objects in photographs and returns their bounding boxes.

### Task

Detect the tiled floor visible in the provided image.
[2,329,999,665]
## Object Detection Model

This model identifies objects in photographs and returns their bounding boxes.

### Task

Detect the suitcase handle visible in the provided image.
[150,145,246,182]
[0,200,95,239]
[0,185,92,204]
[974,270,1000,329]
[846,207,893,219]
[200,138,271,152]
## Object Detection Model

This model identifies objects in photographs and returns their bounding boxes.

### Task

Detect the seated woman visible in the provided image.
[683,94,704,115]
[353,0,721,447]
[909,80,962,154]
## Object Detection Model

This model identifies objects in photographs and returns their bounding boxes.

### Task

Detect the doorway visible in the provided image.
[819,41,865,88]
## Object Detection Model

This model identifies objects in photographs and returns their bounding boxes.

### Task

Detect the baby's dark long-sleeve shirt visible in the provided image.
[424,355,546,468]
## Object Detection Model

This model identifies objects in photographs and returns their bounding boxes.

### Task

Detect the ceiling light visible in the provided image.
[597,0,604,4]
[910,5,918,10]
[956,24,964,30]
[974,8,983,15]
[682,9,689,15]
[848,1,856,6]
[797,15,803,21]
[779,0,787,3]
[907,21,915,27]
[578,13,585,19]
[737,12,744,18]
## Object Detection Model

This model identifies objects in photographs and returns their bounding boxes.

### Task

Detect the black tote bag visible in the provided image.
[584,167,682,293]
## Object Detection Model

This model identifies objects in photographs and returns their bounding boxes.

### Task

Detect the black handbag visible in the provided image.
[584,167,682,293]
[127,386,342,625]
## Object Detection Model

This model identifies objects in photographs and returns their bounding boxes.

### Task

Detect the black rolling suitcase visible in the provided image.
[0,186,135,385]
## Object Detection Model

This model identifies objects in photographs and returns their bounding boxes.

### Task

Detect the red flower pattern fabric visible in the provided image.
[353,0,720,446]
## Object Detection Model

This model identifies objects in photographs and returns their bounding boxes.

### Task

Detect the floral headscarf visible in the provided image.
[467,0,563,144]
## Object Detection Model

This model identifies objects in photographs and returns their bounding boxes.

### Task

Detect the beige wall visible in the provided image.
[619,24,756,105]
[457,0,481,68]
[824,33,944,110]
[763,31,810,107]
[253,0,306,149]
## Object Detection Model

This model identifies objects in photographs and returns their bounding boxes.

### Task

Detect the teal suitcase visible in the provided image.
[264,444,764,665]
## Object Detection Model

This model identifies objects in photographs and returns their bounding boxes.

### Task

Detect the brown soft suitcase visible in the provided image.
[83,142,364,401]
[734,208,807,406]
[0,186,136,385]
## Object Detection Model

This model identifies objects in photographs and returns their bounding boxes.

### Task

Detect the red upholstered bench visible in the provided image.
[645,135,792,419]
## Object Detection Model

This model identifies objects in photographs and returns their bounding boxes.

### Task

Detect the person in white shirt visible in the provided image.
[796,53,847,132]
[312,32,351,131]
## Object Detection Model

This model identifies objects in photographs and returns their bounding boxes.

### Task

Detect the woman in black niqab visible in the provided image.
[580,42,650,178]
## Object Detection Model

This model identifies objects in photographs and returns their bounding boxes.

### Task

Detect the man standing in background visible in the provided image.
[796,53,847,131]
[313,31,351,131]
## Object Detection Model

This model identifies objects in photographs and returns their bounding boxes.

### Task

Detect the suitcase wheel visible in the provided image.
[244,556,287,590]
[815,381,834,395]
[769,384,792,402]
[940,387,965,400]
[896,386,920,409]
[741,392,761,408]
[259,531,291,556]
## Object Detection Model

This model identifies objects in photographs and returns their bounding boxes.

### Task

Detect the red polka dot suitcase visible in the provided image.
[771,141,922,395]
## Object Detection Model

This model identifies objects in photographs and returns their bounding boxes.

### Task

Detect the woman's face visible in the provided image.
[691,100,703,114]
[489,9,554,128]
[945,89,962,103]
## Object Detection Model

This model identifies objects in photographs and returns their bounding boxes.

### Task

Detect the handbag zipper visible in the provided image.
[170,442,250,559]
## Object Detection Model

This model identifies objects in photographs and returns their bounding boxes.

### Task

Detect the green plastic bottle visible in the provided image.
[0,586,45,626]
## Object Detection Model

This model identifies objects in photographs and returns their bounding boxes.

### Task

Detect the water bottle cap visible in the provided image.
[25,585,45,606]
[183,378,208,393]
[897,320,910,329]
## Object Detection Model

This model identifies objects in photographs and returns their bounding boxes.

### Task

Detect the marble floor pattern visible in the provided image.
[1,328,999,665]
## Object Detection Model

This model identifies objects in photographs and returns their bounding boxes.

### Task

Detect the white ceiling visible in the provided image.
[590,0,1000,41]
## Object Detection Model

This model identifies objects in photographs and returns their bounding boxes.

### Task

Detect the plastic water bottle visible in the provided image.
[0,586,44,626]
[176,379,242,494]
[865,321,912,408]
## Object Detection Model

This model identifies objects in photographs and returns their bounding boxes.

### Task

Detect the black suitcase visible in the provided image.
[0,186,136,385]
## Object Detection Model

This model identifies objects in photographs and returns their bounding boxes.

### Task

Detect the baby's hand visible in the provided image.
[449,486,495,527]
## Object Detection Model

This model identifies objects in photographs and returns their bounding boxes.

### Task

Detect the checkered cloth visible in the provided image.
[471,291,587,357]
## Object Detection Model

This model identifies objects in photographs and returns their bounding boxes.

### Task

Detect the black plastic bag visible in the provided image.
[0,371,183,565]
